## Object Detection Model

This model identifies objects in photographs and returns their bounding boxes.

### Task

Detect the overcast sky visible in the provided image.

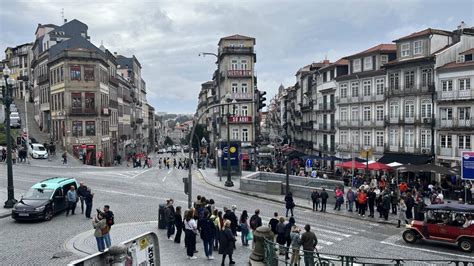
[0,0,472,114]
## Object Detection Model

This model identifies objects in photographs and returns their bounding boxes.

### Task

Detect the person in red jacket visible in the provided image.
[358,191,368,217]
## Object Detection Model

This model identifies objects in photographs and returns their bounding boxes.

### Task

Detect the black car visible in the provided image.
[12,177,78,221]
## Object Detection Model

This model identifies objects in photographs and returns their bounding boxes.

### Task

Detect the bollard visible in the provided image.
[105,244,129,265]
[250,225,275,263]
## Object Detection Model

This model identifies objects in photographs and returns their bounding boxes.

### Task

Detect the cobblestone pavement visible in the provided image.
[0,153,472,265]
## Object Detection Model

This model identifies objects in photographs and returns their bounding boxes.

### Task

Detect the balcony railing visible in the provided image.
[38,75,48,84]
[109,76,119,86]
[69,107,97,116]
[437,89,474,101]
[437,118,473,129]
[220,46,254,55]
[386,84,435,97]
[227,70,253,78]
[136,118,144,124]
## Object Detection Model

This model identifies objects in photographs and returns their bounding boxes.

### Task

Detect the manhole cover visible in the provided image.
[52,251,73,258]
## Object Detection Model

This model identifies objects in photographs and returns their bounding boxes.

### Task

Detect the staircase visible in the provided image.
[13,99,51,145]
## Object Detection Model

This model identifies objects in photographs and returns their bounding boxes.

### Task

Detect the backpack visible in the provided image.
[250,215,258,230]
[107,211,115,226]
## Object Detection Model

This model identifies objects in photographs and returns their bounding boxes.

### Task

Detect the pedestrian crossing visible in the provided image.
[81,168,152,179]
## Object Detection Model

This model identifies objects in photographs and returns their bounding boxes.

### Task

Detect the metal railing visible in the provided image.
[263,239,472,266]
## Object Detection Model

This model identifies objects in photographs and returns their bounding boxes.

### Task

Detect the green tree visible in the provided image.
[164,136,174,146]
[185,124,209,152]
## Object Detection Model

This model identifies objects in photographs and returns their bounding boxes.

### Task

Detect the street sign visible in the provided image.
[306,159,313,168]
[461,151,474,180]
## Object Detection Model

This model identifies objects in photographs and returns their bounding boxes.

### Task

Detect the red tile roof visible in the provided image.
[460,48,474,55]
[394,28,452,42]
[438,60,474,70]
[346,44,396,59]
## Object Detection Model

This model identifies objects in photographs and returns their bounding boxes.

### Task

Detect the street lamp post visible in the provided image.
[225,98,237,187]
[1,66,18,208]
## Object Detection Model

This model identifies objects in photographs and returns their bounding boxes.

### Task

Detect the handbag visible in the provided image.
[246,230,254,241]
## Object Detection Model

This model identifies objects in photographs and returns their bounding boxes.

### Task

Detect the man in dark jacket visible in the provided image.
[84,188,94,218]
[249,209,262,231]
[320,188,329,212]
[311,190,320,211]
[164,200,176,240]
[198,210,216,260]
[382,191,391,220]
[77,182,88,214]
[223,207,238,236]
[367,188,377,218]
[405,192,415,221]
[268,212,279,235]
[300,224,318,266]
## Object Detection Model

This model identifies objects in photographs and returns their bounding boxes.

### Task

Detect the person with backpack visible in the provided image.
[249,209,262,248]
[285,192,295,217]
[211,209,222,251]
[268,212,279,236]
[320,188,329,212]
[198,210,215,260]
[290,225,302,266]
[92,211,107,252]
[310,190,320,212]
[103,205,114,247]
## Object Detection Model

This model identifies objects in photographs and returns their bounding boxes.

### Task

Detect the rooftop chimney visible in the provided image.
[323,59,330,64]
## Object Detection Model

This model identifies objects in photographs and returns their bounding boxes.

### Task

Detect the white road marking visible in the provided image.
[131,168,152,179]
[380,236,474,260]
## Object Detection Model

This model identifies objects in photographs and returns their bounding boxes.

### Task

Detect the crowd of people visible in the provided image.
[160,194,321,266]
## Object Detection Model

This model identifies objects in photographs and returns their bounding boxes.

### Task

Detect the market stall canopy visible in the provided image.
[335,160,365,169]
[387,162,403,167]
[395,163,457,175]
[365,161,393,171]
[378,153,431,165]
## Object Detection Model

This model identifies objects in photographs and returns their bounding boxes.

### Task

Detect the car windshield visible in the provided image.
[33,146,45,151]
[23,188,54,200]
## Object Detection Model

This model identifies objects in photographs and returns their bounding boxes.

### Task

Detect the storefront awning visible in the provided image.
[378,153,431,165]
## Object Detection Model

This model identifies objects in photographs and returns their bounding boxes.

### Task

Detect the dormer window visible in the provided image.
[401,43,410,57]
[381,55,388,65]
[363,56,372,71]
[413,40,423,55]
[353,59,361,73]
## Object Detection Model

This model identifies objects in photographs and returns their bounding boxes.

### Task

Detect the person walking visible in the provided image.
[284,217,296,260]
[405,192,415,222]
[223,207,238,236]
[397,198,408,228]
[198,210,215,260]
[62,151,68,164]
[290,225,301,266]
[174,206,183,244]
[367,187,376,218]
[382,191,391,221]
[300,224,318,266]
[164,200,176,240]
[239,210,249,246]
[84,188,94,219]
[346,188,355,212]
[285,192,295,217]
[357,190,368,217]
[103,205,114,248]
[310,190,320,212]
[219,220,236,265]
[276,217,287,255]
[268,212,279,236]
[184,209,198,260]
[92,211,106,252]
[320,188,329,212]
[66,185,77,216]
[334,187,344,211]
[77,182,88,214]
[211,209,222,251]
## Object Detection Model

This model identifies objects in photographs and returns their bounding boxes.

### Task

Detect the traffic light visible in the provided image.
[258,90,267,110]
[16,137,22,145]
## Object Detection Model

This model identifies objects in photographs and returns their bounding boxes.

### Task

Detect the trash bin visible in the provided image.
[158,203,166,229]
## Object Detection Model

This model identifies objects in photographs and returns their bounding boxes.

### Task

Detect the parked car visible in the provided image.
[29,143,48,159]
[12,177,78,221]
[402,203,474,252]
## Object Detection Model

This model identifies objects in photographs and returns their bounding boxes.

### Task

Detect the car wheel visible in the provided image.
[402,230,418,244]
[458,238,473,252]
[44,208,53,221]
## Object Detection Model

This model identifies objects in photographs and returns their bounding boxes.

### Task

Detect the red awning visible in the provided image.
[335,160,365,169]
[366,162,393,171]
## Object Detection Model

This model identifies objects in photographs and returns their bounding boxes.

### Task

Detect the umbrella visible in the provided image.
[366,162,393,171]
[335,160,365,169]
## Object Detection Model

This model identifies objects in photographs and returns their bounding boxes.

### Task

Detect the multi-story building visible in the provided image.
[4,43,34,99]
[335,44,396,160]
[313,59,348,167]
[383,28,457,163]
[434,28,474,167]
[215,34,257,170]
[147,104,155,152]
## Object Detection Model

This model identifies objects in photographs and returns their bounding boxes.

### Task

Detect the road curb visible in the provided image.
[0,211,11,219]
[197,169,397,226]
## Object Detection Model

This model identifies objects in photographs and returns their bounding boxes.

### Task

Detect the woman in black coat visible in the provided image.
[284,192,295,217]
[174,206,183,244]
[219,220,236,265]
